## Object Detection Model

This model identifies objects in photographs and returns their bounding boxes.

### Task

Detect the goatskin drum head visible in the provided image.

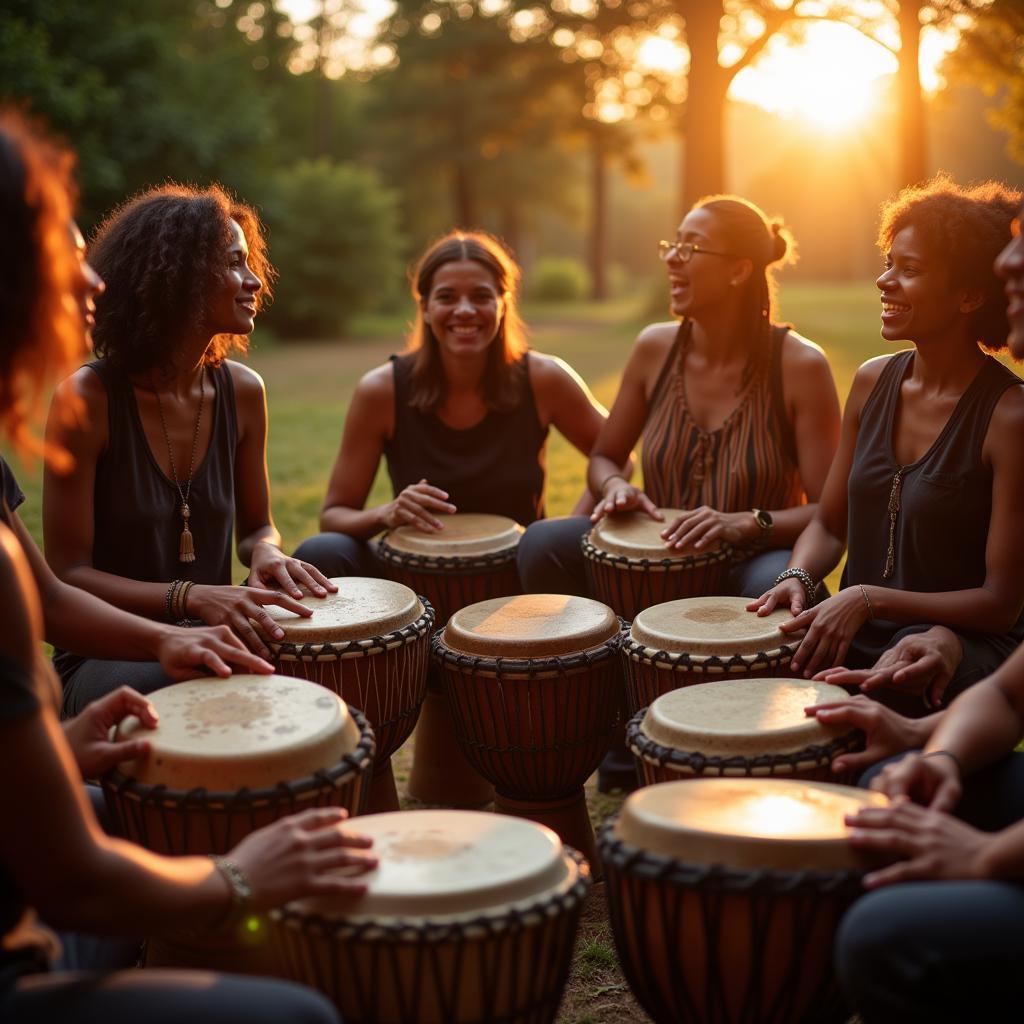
[614,777,887,871]
[382,513,523,558]
[588,509,726,560]
[289,809,579,922]
[442,593,620,658]
[640,677,850,757]
[257,576,424,643]
[114,674,362,791]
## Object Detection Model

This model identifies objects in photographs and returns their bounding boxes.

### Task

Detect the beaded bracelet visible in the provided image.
[774,567,818,606]
[165,579,184,623]
[597,473,628,497]
[175,580,195,622]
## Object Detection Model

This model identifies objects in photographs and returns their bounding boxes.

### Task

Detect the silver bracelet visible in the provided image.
[209,856,253,932]
[774,567,819,606]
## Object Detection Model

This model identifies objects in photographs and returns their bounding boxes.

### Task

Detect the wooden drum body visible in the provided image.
[627,677,863,786]
[582,509,732,621]
[270,810,591,1024]
[258,577,434,813]
[599,779,886,1024]
[622,596,803,714]
[433,594,623,867]
[379,514,524,807]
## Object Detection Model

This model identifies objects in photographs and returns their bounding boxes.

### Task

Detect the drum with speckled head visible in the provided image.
[270,810,591,1024]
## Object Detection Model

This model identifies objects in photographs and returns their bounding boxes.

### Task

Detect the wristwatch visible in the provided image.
[751,508,774,536]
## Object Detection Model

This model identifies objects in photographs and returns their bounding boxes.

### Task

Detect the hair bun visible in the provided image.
[769,220,789,263]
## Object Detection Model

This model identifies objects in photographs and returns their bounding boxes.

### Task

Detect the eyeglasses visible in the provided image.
[657,239,737,263]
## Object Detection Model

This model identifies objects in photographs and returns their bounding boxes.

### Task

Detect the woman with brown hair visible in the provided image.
[44,183,337,715]
[0,109,372,1024]
[295,229,618,575]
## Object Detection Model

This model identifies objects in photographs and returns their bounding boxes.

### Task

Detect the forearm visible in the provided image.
[868,586,1023,636]
[786,518,845,581]
[757,503,817,549]
[59,566,174,620]
[976,818,1024,880]
[237,526,281,568]
[320,503,387,541]
[587,454,630,500]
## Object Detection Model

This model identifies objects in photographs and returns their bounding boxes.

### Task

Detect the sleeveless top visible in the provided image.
[383,352,548,527]
[53,360,237,681]
[640,321,802,513]
[844,349,1024,655]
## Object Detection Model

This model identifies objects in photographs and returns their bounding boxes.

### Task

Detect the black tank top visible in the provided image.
[383,353,548,526]
[844,350,1024,656]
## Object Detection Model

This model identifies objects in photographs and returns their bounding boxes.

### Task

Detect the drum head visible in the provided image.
[614,777,886,871]
[289,809,576,922]
[640,677,851,757]
[630,596,799,656]
[588,509,726,560]
[442,594,620,658]
[114,674,362,791]
[382,513,523,558]
[257,577,424,643]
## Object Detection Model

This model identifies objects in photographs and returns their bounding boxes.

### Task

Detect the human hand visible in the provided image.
[229,807,378,909]
[187,584,315,659]
[63,685,159,779]
[747,578,808,618]
[154,624,274,680]
[589,479,662,523]
[845,800,991,889]
[815,626,962,703]
[870,750,962,812]
[383,478,456,532]
[805,695,923,778]
[249,541,337,601]
[785,589,872,677]
[660,506,755,551]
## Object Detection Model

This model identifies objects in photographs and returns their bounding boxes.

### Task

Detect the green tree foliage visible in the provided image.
[261,158,405,338]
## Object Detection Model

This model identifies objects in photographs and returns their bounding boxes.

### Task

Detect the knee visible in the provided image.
[294,532,373,578]
[730,548,791,599]
[836,889,914,1006]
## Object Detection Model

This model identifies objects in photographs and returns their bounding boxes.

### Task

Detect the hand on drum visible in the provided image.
[187,583,318,659]
[63,685,159,779]
[229,807,378,908]
[814,626,963,702]
[870,750,963,813]
[805,695,924,778]
[747,577,807,618]
[155,624,274,680]
[384,478,457,532]
[845,800,990,889]
[659,506,753,551]
[590,479,661,523]
[249,541,337,601]
[779,589,872,678]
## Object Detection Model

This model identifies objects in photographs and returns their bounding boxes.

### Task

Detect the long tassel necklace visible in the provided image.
[883,466,905,580]
[153,367,206,564]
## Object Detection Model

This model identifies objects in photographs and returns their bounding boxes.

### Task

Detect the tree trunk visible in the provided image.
[896,1,928,187]
[451,94,476,227]
[679,1,729,214]
[589,127,608,301]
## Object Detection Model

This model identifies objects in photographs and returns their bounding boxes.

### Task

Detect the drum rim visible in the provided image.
[621,633,799,668]
[102,706,376,809]
[596,816,864,892]
[266,599,435,660]
[431,622,624,675]
[581,532,733,570]
[377,539,520,572]
[625,707,862,776]
[269,847,590,938]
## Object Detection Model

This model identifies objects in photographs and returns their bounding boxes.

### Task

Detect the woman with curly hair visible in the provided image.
[44,183,336,715]
[753,176,1024,710]
[517,194,840,603]
[0,109,373,1024]
[294,229,617,575]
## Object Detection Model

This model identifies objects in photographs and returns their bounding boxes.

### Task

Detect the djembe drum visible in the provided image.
[379,514,524,807]
[599,778,887,1024]
[102,673,375,972]
[270,810,591,1024]
[256,577,434,813]
[622,595,803,714]
[432,594,623,868]
[627,677,863,786]
[582,508,732,621]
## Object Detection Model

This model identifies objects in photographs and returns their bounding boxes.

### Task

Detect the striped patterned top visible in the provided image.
[640,320,803,514]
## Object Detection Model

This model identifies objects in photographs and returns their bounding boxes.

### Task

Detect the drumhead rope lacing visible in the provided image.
[377,544,520,573]
[621,636,798,672]
[581,535,731,573]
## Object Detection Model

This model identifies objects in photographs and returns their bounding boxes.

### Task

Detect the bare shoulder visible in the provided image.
[780,329,831,373]
[53,365,105,415]
[225,359,266,399]
[48,366,107,449]
[990,378,1024,433]
[0,525,37,668]
[354,362,396,403]
[527,351,587,392]
[628,321,679,373]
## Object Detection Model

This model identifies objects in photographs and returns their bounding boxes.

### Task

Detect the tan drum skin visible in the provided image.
[433,595,623,870]
[256,577,434,814]
[379,514,524,809]
[627,677,863,786]
[600,779,887,1024]
[270,810,591,1024]
[621,595,804,712]
[582,509,733,620]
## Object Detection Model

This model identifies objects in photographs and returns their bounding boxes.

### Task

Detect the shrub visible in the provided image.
[528,256,590,302]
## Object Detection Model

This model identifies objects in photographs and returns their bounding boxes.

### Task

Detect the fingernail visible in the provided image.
[273,627,284,638]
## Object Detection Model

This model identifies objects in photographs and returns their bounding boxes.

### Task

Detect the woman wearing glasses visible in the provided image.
[518,194,840,601]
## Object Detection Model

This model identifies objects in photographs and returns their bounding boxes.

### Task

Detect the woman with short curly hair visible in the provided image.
[44,183,336,714]
[752,175,1024,710]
